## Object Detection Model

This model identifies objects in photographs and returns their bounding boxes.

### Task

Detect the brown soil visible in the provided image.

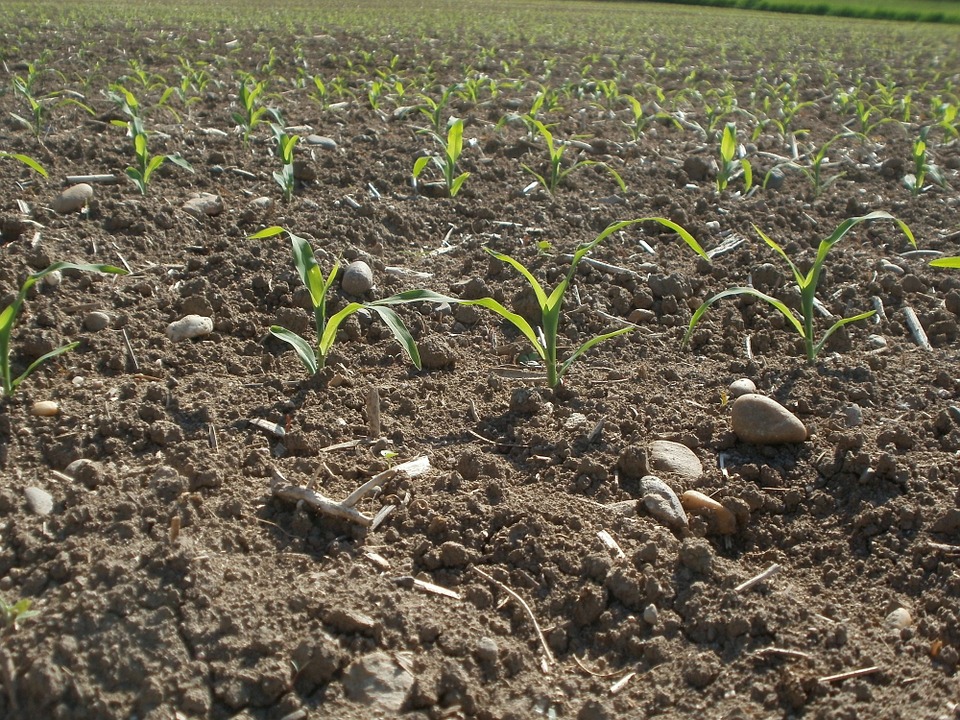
[1,6,959,720]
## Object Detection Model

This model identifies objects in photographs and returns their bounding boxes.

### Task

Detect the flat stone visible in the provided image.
[182,193,223,219]
[731,393,807,444]
[341,261,374,295]
[638,475,687,530]
[166,315,213,342]
[342,651,414,712]
[649,440,702,479]
[305,134,338,150]
[25,486,53,515]
[52,183,93,214]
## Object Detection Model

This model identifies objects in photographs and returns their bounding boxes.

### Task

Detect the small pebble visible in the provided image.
[43,270,62,287]
[639,475,688,530]
[31,400,60,417]
[730,393,807,444]
[681,490,737,534]
[83,311,111,331]
[475,637,499,663]
[305,134,338,150]
[25,486,53,515]
[341,261,374,295]
[842,404,863,428]
[65,458,105,489]
[166,315,214,342]
[728,378,757,398]
[643,604,659,625]
[648,440,702,479]
[52,183,94,214]
[182,193,224,219]
[884,607,912,631]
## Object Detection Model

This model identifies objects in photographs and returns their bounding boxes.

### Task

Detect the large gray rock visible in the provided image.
[731,393,807,444]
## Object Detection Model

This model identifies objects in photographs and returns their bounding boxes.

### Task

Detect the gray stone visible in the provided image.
[166,315,213,342]
[25,487,53,515]
[305,135,338,150]
[182,193,223,219]
[83,311,111,332]
[728,378,756,398]
[638,475,687,530]
[648,440,702,479]
[52,183,93,214]
[764,167,785,191]
[731,393,807,444]
[474,637,498,663]
[341,261,374,295]
[342,651,414,712]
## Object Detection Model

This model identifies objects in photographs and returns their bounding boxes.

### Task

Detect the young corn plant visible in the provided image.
[271,123,298,202]
[1,262,127,398]
[765,132,849,197]
[412,117,470,198]
[0,152,46,177]
[903,127,945,197]
[463,218,707,388]
[683,211,914,363]
[232,77,272,143]
[522,120,625,195]
[716,122,752,193]
[0,596,39,631]
[115,117,194,196]
[250,227,442,374]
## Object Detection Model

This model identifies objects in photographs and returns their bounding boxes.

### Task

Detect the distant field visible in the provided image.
[635,0,960,23]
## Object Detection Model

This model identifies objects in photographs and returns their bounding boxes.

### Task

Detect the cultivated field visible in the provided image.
[1,1,959,718]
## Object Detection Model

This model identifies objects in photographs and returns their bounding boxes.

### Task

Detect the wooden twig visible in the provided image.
[751,647,812,661]
[394,576,461,600]
[367,386,381,437]
[819,666,881,683]
[472,567,555,671]
[597,530,625,559]
[610,671,636,695]
[735,563,781,593]
[121,328,140,372]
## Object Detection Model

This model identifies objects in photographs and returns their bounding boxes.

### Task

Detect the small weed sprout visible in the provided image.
[683,211,914,363]
[464,218,707,387]
[412,117,470,198]
[0,596,39,631]
[270,123,299,202]
[250,227,446,374]
[1,262,128,398]
[716,122,752,193]
[522,120,625,195]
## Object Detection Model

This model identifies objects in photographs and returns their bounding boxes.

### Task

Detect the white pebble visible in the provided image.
[25,486,53,515]
[643,604,659,625]
[166,315,213,342]
[83,311,111,331]
[43,270,62,287]
[341,261,374,295]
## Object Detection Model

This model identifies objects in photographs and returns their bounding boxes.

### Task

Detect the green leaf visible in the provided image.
[412,155,430,178]
[447,118,463,160]
[248,226,286,240]
[449,172,470,197]
[721,122,737,163]
[812,310,876,357]
[483,248,548,308]
[930,256,960,268]
[12,342,80,392]
[319,301,364,358]
[366,306,421,369]
[461,297,545,361]
[558,325,635,380]
[269,326,318,375]
[0,152,47,177]
[683,286,805,348]
[166,154,194,173]
[755,224,804,286]
[742,158,752,191]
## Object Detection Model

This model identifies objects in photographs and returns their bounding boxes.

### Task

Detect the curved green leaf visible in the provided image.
[683,286,805,348]
[367,306,421,369]
[269,326,317,375]
[461,297,545,360]
[319,302,364,358]
[558,325,635,380]
[812,310,876,358]
[12,342,80,392]
[931,256,960,269]
[483,248,548,308]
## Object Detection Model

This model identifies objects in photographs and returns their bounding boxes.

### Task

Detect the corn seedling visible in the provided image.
[412,117,470,198]
[232,77,274,143]
[522,119,625,194]
[683,212,914,363]
[11,77,94,141]
[115,117,194,196]
[765,132,849,197]
[904,127,945,197]
[0,152,46,177]
[250,227,444,373]
[0,596,39,631]
[417,85,457,133]
[463,218,707,387]
[271,123,298,202]
[716,122,752,193]
[1,262,127,398]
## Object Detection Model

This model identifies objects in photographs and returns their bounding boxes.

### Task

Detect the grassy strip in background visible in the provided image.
[624,0,960,24]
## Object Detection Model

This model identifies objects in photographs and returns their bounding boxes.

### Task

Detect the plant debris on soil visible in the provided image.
[1,1,959,718]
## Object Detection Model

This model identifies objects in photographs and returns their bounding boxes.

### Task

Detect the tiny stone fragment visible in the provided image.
[166,315,213,342]
[25,486,54,515]
[638,475,687,530]
[341,261,374,295]
[52,183,94,214]
[730,393,807,444]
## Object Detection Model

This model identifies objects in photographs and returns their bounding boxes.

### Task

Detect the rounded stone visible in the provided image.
[25,486,53,515]
[83,311,111,331]
[181,193,224,219]
[639,475,687,530]
[31,400,60,417]
[166,315,214,342]
[731,393,807,444]
[341,261,374,295]
[728,378,757,398]
[306,135,338,151]
[52,183,94,214]
[648,440,702,480]
[885,607,912,631]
